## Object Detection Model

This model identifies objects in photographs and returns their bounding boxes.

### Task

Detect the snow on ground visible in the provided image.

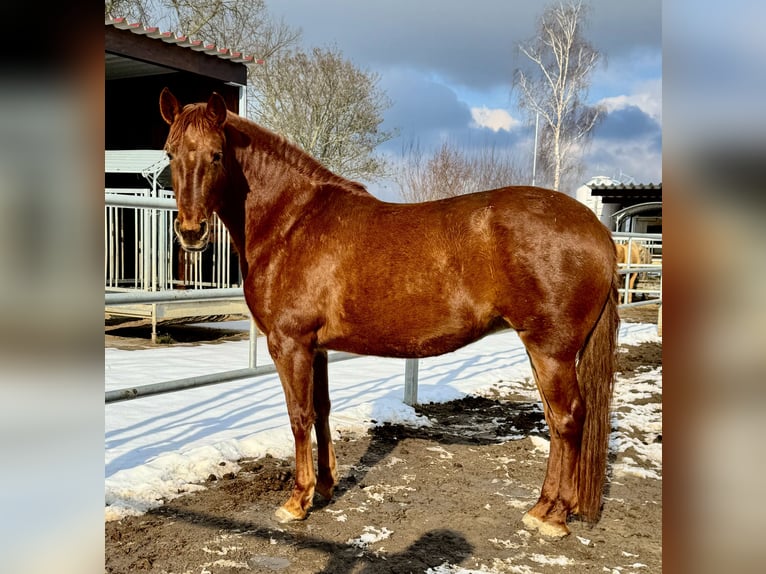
[105,321,660,521]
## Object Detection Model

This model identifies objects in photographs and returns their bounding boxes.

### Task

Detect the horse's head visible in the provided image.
[159,88,229,252]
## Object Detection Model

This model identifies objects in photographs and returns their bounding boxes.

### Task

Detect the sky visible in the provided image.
[266,0,662,199]
[104,319,661,572]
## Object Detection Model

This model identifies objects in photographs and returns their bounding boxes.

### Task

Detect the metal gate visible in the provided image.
[105,150,248,336]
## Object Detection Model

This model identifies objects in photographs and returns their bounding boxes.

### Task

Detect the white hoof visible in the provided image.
[274,506,301,523]
[522,512,569,538]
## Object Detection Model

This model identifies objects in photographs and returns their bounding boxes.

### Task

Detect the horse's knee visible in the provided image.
[288,409,316,439]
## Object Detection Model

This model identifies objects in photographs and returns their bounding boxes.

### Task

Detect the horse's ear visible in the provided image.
[159,88,180,125]
[206,92,228,127]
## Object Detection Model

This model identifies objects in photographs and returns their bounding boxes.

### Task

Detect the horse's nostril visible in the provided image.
[199,220,208,237]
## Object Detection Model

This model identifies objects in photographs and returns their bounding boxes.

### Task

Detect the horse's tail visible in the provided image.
[576,268,620,522]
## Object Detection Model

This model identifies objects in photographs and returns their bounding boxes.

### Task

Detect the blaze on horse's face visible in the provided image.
[159,88,228,252]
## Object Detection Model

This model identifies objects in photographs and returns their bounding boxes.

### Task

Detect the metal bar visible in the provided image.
[404,358,419,406]
[134,203,139,289]
[142,189,151,290]
[151,207,158,291]
[105,287,244,305]
[249,318,258,369]
[105,194,177,210]
[618,298,662,309]
[105,351,360,404]
[616,265,659,274]
[612,231,662,240]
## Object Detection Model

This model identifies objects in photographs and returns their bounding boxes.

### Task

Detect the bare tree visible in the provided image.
[106,2,391,182]
[514,0,603,192]
[395,140,528,203]
[248,45,395,182]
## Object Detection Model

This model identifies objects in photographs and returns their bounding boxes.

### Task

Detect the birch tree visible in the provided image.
[514,0,603,192]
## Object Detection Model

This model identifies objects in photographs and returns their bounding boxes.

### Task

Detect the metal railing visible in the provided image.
[612,231,663,308]
[104,192,239,292]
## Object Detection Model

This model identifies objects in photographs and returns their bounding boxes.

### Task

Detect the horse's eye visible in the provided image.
[166,151,174,161]
[212,152,222,163]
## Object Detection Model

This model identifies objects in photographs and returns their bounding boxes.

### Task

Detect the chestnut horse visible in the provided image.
[615,241,650,304]
[159,89,620,538]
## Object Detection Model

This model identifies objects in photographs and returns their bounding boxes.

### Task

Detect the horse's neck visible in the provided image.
[232,116,370,195]
[223,117,377,276]
[234,119,369,213]
[212,183,249,278]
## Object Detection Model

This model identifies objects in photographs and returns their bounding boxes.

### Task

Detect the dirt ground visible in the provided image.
[105,305,662,574]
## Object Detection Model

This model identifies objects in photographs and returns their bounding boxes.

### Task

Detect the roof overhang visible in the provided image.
[589,183,662,204]
[106,18,257,85]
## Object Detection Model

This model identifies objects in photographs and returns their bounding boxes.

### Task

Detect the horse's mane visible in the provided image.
[172,103,370,197]
[235,114,371,197]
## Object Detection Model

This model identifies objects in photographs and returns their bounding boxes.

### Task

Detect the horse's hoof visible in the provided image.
[274,506,303,523]
[522,512,570,538]
[315,483,335,500]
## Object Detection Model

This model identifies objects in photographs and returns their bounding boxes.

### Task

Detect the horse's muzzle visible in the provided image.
[174,218,210,252]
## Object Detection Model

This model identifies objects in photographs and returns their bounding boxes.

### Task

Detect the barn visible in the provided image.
[105,17,259,337]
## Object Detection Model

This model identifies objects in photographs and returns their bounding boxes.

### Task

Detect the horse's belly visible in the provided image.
[318,310,506,359]
[320,330,477,358]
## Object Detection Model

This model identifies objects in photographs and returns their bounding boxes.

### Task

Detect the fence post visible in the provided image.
[404,358,419,406]
[249,317,258,368]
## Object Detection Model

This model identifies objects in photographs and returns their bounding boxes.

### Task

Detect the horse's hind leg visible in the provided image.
[626,272,637,304]
[268,332,318,522]
[312,350,338,499]
[521,347,584,537]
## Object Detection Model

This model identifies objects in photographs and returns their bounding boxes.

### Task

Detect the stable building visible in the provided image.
[105,17,260,337]
[576,176,662,233]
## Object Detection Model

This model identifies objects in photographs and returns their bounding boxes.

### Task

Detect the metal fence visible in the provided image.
[612,231,663,308]
[105,150,246,340]
[104,192,239,291]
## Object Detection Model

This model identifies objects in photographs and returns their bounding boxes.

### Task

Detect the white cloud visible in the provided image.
[470,106,518,132]
[598,79,662,123]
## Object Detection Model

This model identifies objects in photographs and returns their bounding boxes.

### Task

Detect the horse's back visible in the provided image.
[302,186,615,358]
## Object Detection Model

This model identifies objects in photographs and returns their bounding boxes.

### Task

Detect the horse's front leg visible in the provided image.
[313,350,338,499]
[267,332,318,523]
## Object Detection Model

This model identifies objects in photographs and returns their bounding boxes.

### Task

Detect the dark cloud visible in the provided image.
[270,0,661,91]
[267,0,661,194]
[594,105,660,141]
[585,116,662,184]
[380,69,472,136]
[378,68,528,156]
[586,1,662,57]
